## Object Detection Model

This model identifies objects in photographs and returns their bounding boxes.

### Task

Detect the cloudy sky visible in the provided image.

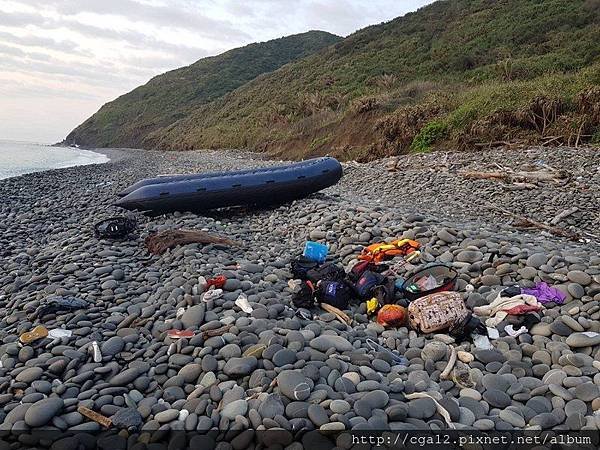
[0,0,433,143]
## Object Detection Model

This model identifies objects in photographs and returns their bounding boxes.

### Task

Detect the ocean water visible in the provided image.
[0,140,109,180]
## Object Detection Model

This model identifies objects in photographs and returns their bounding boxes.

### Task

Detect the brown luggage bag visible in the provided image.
[408,291,468,334]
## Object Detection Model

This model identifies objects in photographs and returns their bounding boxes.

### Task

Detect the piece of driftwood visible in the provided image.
[440,346,457,380]
[461,169,567,184]
[319,303,351,325]
[550,207,579,225]
[490,205,580,241]
[201,324,232,340]
[78,406,112,428]
[145,229,238,255]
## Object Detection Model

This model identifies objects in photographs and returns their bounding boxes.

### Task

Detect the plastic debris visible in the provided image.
[34,296,88,319]
[235,293,253,313]
[504,324,528,337]
[167,330,194,339]
[90,341,102,362]
[19,325,48,344]
[202,289,223,302]
[48,328,72,339]
[365,338,408,366]
[486,327,500,339]
[473,334,493,350]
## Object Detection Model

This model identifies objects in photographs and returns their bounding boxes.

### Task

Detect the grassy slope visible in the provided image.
[145,0,600,158]
[65,31,341,148]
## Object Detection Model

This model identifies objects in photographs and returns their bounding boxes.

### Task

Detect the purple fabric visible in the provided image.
[522,282,566,304]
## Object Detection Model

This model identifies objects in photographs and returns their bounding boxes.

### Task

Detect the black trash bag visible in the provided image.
[33,296,88,319]
[315,280,353,310]
[306,262,346,284]
[292,281,315,309]
[448,313,487,341]
[291,256,319,280]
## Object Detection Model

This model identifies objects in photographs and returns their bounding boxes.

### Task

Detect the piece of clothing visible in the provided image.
[473,293,542,327]
[503,304,542,315]
[522,282,566,304]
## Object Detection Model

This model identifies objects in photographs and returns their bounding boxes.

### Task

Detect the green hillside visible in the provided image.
[65,31,341,148]
[68,0,600,159]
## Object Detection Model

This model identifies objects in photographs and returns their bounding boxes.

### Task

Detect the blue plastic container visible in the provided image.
[303,241,328,263]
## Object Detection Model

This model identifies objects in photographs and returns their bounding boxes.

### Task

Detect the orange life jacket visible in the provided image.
[359,238,420,262]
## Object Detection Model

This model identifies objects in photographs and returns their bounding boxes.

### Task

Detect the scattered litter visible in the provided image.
[19,325,48,344]
[505,325,528,337]
[319,302,351,325]
[235,293,253,313]
[440,346,457,380]
[402,264,458,301]
[90,341,102,362]
[206,275,227,289]
[201,324,232,340]
[176,307,185,319]
[303,241,328,263]
[474,293,542,327]
[78,406,112,428]
[376,304,407,327]
[473,334,493,350]
[167,330,194,339]
[315,280,353,309]
[33,296,88,319]
[408,292,468,334]
[359,238,420,263]
[522,281,566,304]
[94,216,137,239]
[202,289,223,302]
[365,338,407,366]
[145,229,238,255]
[48,328,72,339]
[366,298,379,314]
[405,392,455,429]
[486,327,500,339]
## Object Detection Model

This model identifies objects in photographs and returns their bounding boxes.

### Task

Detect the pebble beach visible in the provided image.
[0,146,599,448]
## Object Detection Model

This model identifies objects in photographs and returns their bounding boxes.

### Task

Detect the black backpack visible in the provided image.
[292,281,315,309]
[306,263,346,284]
[315,280,353,310]
[291,256,319,280]
[353,271,385,299]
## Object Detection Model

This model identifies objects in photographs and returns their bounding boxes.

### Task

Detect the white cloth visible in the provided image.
[473,293,541,327]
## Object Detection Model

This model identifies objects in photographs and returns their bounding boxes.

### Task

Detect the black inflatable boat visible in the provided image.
[115,157,343,213]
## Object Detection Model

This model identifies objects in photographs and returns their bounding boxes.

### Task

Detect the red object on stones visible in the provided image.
[167,330,194,339]
[206,275,227,289]
[377,304,407,327]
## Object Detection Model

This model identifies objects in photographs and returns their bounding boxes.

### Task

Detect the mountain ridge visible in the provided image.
[67,0,600,159]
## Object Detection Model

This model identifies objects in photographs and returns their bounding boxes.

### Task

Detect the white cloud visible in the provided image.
[0,0,434,143]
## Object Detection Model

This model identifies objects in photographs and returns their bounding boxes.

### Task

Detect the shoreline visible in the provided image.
[0,144,112,181]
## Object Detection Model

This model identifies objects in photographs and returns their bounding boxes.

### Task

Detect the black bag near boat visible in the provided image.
[115,157,343,213]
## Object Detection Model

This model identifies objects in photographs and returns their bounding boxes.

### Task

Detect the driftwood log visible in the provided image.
[489,205,581,241]
[145,229,238,255]
[319,303,352,325]
[461,169,568,184]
